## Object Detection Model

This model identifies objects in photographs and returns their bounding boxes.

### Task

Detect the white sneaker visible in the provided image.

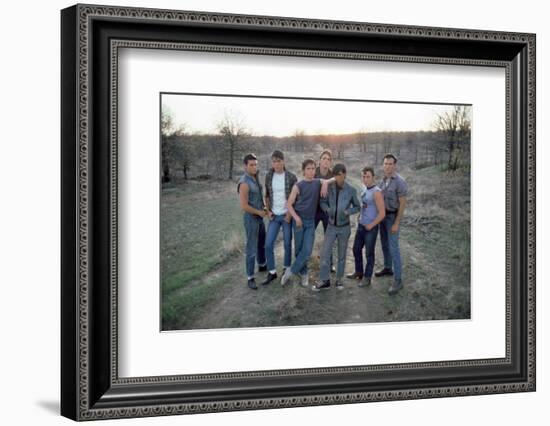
[300,272,310,288]
[281,268,293,286]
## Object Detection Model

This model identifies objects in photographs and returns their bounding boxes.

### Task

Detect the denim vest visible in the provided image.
[238,173,264,211]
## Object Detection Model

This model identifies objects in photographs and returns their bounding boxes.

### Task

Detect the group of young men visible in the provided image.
[236,149,408,296]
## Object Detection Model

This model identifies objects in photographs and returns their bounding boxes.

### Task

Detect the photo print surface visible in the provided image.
[160,93,472,331]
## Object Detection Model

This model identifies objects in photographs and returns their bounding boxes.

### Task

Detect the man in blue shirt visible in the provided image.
[375,154,408,295]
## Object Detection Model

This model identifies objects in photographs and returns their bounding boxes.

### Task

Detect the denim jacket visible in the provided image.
[237,173,264,212]
[320,182,360,227]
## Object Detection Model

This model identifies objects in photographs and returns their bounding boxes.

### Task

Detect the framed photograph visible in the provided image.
[61,4,536,421]
[158,93,473,331]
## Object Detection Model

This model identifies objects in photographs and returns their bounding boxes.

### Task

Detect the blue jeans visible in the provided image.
[379,213,402,280]
[265,214,292,271]
[291,217,315,275]
[352,224,379,278]
[319,224,351,281]
[315,209,333,267]
[243,214,266,278]
[314,209,328,232]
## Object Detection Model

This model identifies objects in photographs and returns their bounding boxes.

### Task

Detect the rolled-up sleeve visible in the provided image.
[396,177,408,198]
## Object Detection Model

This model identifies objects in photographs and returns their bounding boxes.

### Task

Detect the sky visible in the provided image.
[162,93,471,137]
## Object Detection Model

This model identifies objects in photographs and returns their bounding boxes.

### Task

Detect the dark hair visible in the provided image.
[362,166,375,176]
[243,153,258,165]
[302,158,316,171]
[383,153,397,164]
[271,150,284,160]
[319,149,332,160]
[333,163,347,176]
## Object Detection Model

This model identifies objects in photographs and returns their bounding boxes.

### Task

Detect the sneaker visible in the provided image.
[312,280,331,291]
[258,265,268,272]
[261,272,278,286]
[358,277,371,287]
[280,268,293,286]
[388,279,403,295]
[330,265,337,273]
[346,271,363,280]
[248,278,258,290]
[300,272,310,288]
[335,280,344,290]
[374,267,394,277]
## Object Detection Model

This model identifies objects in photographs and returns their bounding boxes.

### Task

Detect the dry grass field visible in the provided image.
[161,149,470,331]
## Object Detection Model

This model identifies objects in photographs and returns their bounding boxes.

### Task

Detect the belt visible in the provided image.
[385,210,397,215]
[334,222,350,228]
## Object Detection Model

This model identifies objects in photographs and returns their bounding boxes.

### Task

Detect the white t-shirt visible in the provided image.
[271,172,287,215]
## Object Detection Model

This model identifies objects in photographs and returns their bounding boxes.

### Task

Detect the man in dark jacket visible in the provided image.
[313,163,361,291]
[261,150,298,285]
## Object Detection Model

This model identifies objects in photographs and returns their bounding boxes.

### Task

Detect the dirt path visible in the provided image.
[181,216,468,331]
[166,169,470,331]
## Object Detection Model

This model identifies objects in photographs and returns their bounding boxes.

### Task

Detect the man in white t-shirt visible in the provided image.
[261,150,298,285]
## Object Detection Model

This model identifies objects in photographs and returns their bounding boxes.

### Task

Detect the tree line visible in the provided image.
[161,106,471,183]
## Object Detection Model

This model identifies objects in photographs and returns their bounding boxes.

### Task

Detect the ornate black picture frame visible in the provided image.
[61,4,536,421]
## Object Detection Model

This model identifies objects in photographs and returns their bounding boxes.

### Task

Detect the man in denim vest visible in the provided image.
[313,163,361,291]
[237,153,267,290]
[375,154,408,295]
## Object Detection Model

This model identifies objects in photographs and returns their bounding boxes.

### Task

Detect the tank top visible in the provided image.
[294,179,321,220]
[360,185,381,225]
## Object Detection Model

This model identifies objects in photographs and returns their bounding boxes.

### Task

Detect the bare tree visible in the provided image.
[161,107,174,135]
[356,128,368,153]
[161,106,177,182]
[293,129,306,153]
[405,135,418,167]
[336,140,346,159]
[162,124,192,182]
[374,140,380,165]
[161,105,197,182]
[433,106,471,171]
[173,129,196,180]
[217,111,250,180]
[382,133,393,155]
